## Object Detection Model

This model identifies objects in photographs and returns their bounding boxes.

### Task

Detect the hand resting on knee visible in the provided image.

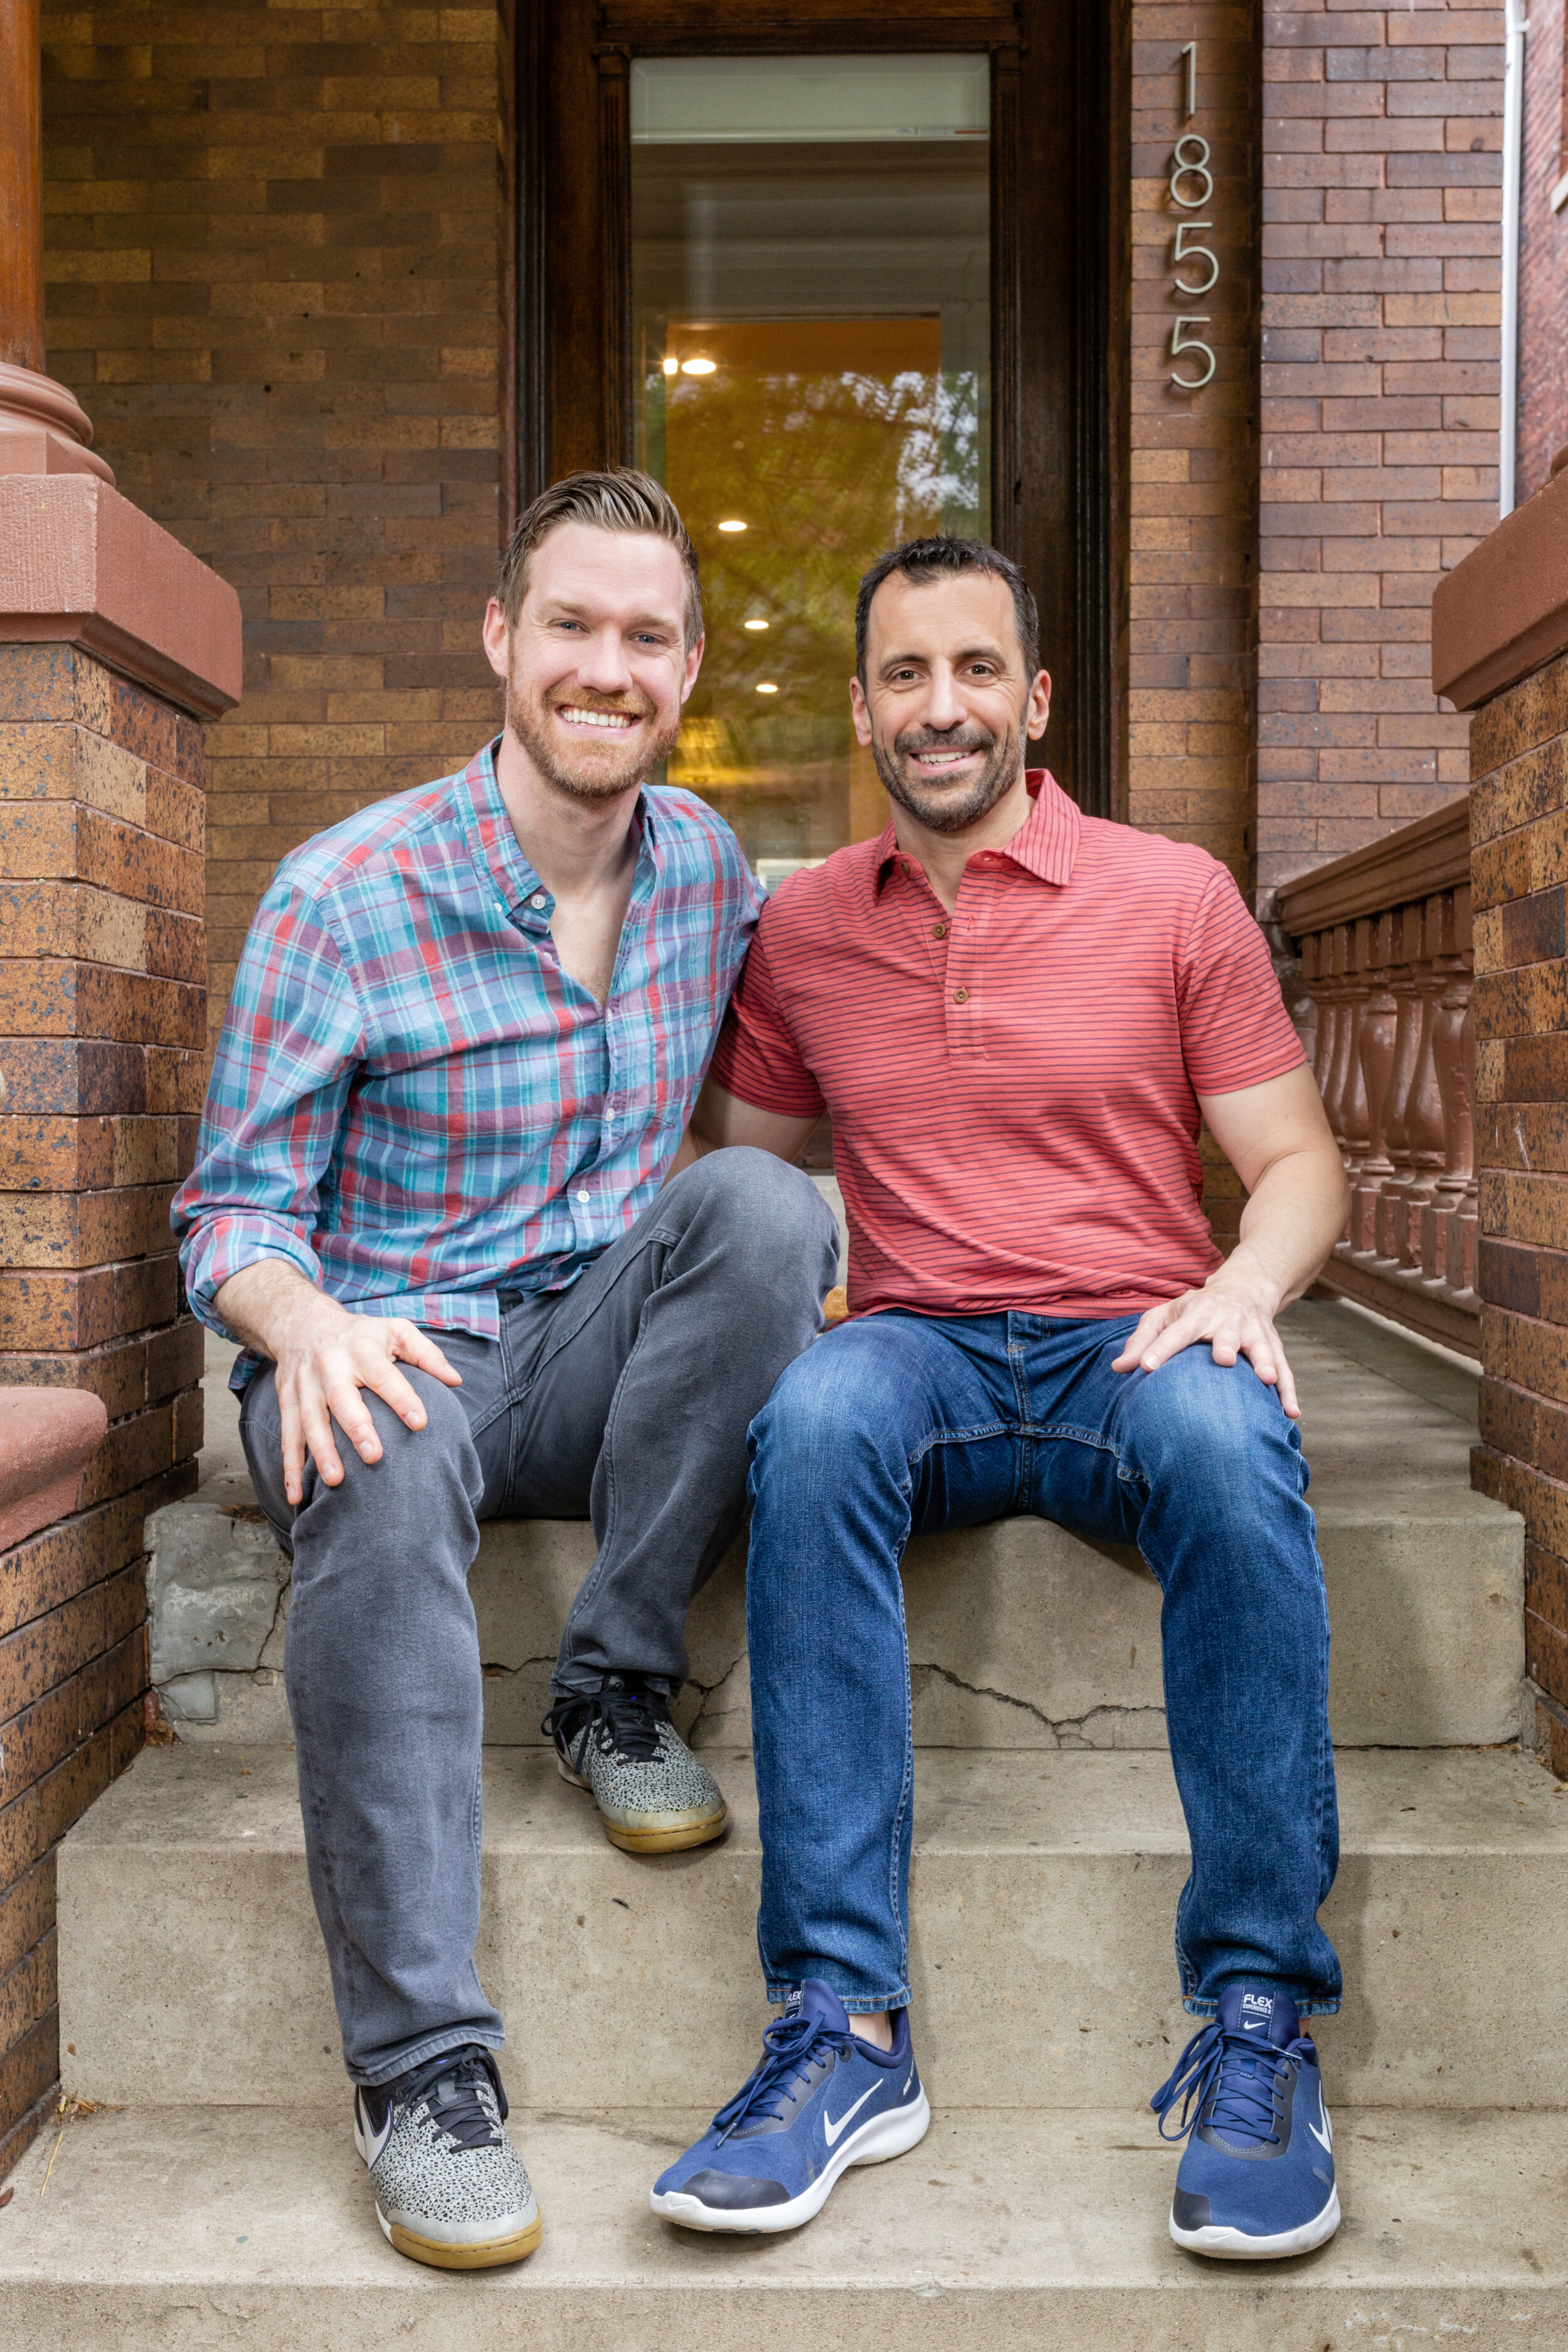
[215,1259,463,1506]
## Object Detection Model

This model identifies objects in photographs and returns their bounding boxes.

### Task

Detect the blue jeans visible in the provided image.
[745,1311,1341,2020]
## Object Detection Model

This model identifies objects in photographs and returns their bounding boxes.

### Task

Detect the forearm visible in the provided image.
[1218,1147,1350,1315]
[214,1258,351,1362]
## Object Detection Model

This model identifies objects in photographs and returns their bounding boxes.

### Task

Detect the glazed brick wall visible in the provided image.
[1517,0,1568,499]
[1258,0,1502,898]
[38,0,505,1052]
[0,643,208,2176]
[1130,4,1262,887]
[1467,647,1568,1775]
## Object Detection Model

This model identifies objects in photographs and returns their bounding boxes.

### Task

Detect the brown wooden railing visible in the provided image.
[1275,796,1478,1359]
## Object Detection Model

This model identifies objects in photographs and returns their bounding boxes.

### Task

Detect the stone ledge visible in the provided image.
[0,1385,107,1553]
[0,478,241,722]
[1432,462,1568,712]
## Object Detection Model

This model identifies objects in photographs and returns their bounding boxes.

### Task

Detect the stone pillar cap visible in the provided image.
[0,1387,108,1553]
[1433,466,1568,713]
[0,473,241,719]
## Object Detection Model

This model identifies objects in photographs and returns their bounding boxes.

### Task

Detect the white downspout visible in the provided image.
[1500,0,1528,516]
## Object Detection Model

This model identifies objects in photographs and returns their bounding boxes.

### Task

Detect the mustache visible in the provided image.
[894,724,997,756]
[544,690,655,719]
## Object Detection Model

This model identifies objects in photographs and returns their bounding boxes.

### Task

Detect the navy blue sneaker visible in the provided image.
[650,1979,930,2233]
[1150,1983,1340,2260]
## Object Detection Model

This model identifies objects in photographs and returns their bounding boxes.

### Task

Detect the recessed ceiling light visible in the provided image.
[744,618,768,631]
[756,682,778,695]
[681,358,716,376]
[718,519,746,533]
[662,356,679,377]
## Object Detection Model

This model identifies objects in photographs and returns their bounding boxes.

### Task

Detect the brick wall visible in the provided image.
[1129,4,1262,889]
[39,1,505,1052]
[1518,0,1568,499]
[1467,647,1568,1775]
[0,643,208,2174]
[1257,0,1502,897]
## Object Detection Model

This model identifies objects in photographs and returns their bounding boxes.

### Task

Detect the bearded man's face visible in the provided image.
[487,521,700,802]
[854,569,1046,837]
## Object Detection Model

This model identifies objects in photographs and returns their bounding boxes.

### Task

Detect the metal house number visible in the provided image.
[1167,42,1217,391]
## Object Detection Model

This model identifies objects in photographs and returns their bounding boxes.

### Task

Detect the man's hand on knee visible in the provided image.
[1110,1271,1301,1420]
[214,1261,462,1505]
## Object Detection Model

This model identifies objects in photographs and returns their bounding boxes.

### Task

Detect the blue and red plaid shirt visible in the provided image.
[174,740,764,1386]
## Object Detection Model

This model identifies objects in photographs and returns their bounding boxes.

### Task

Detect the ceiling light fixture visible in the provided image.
[744,618,768,631]
[681,357,716,376]
[662,356,679,377]
[756,682,778,695]
[718,519,746,533]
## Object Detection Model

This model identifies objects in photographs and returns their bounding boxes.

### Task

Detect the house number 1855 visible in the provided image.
[1167,45,1217,391]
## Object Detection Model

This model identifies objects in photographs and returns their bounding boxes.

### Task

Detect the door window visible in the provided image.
[630,55,990,882]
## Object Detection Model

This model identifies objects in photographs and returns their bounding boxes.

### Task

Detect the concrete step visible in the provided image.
[161,1302,1523,1752]
[59,1740,1568,2114]
[1,2098,1562,2350]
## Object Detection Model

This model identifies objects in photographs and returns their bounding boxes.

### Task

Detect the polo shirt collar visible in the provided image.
[459,736,660,928]
[872,766,1080,895]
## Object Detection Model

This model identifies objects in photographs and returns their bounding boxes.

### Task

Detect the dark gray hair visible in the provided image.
[498,469,703,647]
[854,536,1039,686]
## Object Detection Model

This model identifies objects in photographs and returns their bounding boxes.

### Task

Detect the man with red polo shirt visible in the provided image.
[648,536,1353,2260]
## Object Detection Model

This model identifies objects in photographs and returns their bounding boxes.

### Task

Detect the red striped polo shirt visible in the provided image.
[709,770,1305,1321]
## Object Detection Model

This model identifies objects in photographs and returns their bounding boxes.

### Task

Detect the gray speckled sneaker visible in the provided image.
[543,1677,729,1853]
[353,2045,541,2269]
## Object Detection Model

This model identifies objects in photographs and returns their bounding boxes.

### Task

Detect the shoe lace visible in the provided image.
[1149,2019,1291,2149]
[711,2007,856,2145]
[392,2045,509,2150]
[541,1680,670,1770]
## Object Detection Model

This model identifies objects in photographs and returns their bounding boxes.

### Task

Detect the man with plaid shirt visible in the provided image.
[173,471,835,2270]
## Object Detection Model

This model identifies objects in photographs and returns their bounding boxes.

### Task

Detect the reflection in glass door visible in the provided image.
[630,55,990,883]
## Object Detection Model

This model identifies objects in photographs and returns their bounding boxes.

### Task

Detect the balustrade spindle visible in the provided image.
[1274,797,1477,1358]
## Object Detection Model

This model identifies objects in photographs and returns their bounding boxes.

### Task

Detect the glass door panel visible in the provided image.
[630,54,990,881]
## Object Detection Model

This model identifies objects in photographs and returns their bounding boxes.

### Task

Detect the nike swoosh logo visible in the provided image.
[824,2081,878,2148]
[1306,2100,1332,2154]
[1242,2021,1264,2032]
[358,2100,393,2168]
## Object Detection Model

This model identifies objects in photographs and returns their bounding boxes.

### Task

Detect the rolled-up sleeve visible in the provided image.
[172,876,366,1337]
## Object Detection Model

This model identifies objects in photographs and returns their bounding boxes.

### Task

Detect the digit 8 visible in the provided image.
[1168,134,1214,212]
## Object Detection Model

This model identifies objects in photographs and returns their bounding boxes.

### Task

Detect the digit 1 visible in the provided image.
[1180,41,1197,122]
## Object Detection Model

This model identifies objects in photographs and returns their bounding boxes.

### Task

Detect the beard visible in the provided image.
[871,715,1024,835]
[505,669,684,803]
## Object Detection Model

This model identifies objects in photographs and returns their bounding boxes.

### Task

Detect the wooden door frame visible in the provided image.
[501,1,1126,818]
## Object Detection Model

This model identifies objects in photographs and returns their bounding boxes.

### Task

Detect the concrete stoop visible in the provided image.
[0,2102,1564,2352]
[8,1296,1550,2344]
[153,1301,1525,1752]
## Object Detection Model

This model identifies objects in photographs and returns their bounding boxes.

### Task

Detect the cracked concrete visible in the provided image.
[161,1305,1522,1752]
[911,1661,1168,1750]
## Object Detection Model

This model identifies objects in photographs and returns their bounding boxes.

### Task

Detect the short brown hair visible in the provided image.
[855,536,1039,687]
[497,469,703,647]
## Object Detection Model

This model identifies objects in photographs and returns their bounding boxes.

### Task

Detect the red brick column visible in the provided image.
[1435,457,1568,1775]
[1517,0,1568,502]
[0,475,239,2172]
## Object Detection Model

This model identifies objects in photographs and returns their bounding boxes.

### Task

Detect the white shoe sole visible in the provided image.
[1170,2182,1341,2260]
[650,2089,932,2234]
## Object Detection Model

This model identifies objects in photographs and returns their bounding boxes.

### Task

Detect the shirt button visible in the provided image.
[531,893,548,909]
[953,987,969,1005]
[932,923,948,940]
[575,1187,590,1204]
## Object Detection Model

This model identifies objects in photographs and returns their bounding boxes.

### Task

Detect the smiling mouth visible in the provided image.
[555,706,641,731]
[911,745,983,771]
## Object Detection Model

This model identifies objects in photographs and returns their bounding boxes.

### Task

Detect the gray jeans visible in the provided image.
[238,1148,837,2084]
